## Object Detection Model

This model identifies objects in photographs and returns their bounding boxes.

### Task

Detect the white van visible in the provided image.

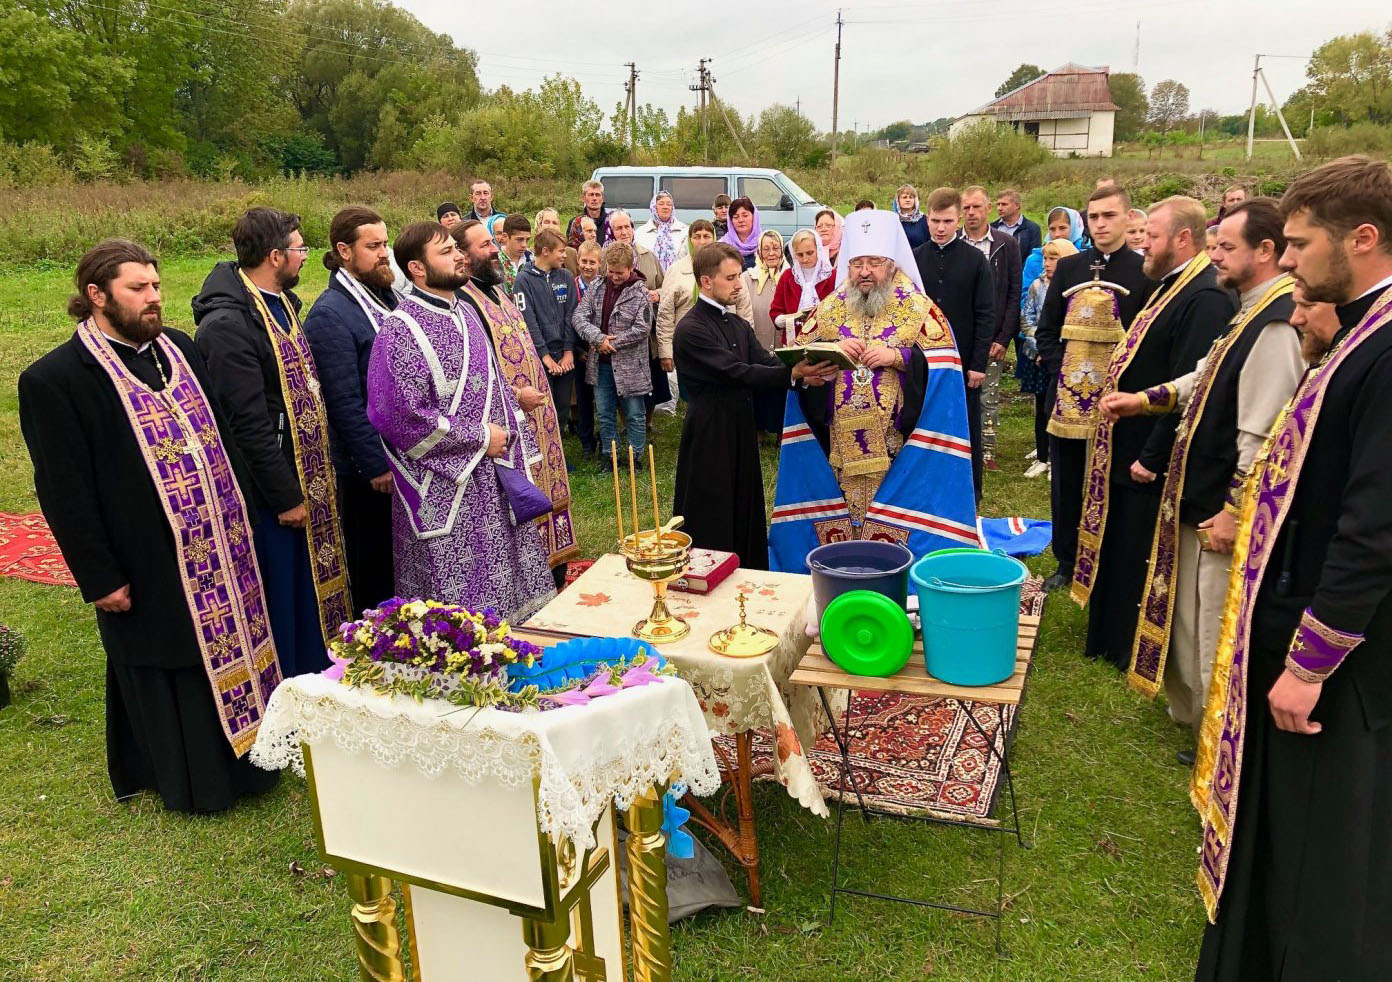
[589,166,826,240]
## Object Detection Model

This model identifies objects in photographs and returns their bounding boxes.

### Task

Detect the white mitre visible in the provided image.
[832,209,925,294]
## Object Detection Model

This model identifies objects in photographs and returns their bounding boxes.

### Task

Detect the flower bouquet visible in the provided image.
[326,599,544,710]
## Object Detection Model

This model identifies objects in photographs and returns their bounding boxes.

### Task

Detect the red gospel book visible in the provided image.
[671,548,739,594]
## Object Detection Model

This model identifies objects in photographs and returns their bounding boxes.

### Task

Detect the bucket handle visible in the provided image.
[928,576,1013,592]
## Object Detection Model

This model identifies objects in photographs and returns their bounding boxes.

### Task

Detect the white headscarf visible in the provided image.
[833,209,925,294]
[789,228,833,309]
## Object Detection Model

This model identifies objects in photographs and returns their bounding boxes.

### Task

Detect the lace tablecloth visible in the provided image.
[250,673,719,851]
[524,554,840,817]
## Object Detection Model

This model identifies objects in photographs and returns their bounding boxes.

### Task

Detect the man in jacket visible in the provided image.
[962,185,1022,472]
[302,205,398,614]
[192,207,349,677]
[513,229,579,435]
[914,186,994,500]
[992,188,1042,258]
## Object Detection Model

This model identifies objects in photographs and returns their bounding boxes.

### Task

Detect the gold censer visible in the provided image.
[613,443,691,644]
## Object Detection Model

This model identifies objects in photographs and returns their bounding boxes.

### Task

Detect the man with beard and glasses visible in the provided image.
[193,207,349,678]
[770,210,979,571]
[912,187,993,499]
[1071,196,1234,673]
[672,243,838,567]
[1100,198,1302,762]
[19,240,281,813]
[1191,156,1392,982]
[366,222,556,620]
[302,206,399,614]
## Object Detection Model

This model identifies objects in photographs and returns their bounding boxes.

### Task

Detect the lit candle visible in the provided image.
[648,444,661,550]
[627,445,641,554]
[611,441,624,549]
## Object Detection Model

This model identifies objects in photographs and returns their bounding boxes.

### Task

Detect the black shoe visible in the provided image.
[1042,572,1070,592]
[1176,748,1196,766]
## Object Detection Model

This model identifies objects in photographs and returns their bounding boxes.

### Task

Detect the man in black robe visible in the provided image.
[1036,184,1156,591]
[1195,155,1392,982]
[1073,195,1235,670]
[18,240,278,813]
[303,206,398,614]
[672,243,836,568]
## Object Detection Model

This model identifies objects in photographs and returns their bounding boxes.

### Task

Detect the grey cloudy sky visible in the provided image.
[399,0,1388,134]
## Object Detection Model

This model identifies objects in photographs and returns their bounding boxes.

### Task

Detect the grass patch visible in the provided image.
[0,262,1205,979]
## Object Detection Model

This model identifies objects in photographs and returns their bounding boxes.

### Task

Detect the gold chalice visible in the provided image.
[621,526,692,643]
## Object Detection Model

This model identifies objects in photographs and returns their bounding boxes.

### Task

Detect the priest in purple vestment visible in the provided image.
[366,222,556,621]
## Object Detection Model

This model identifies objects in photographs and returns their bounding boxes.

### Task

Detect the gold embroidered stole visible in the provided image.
[1071,254,1210,607]
[1127,275,1294,697]
[238,271,352,640]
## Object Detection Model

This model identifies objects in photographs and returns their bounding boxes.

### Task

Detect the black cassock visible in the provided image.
[1086,261,1234,668]
[1197,288,1392,982]
[17,329,278,813]
[672,298,793,570]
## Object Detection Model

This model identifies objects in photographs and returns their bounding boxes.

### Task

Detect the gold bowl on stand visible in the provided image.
[621,529,693,643]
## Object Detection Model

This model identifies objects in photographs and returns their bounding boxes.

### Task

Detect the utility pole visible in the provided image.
[708,76,750,162]
[690,58,712,162]
[1246,54,1303,161]
[1246,54,1260,160]
[623,62,639,151]
[1133,20,1140,70]
[831,9,843,166]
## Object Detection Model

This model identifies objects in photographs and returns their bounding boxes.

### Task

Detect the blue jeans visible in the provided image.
[593,361,646,461]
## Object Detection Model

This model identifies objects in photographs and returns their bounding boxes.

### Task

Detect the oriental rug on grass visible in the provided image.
[0,513,75,588]
[714,582,1045,828]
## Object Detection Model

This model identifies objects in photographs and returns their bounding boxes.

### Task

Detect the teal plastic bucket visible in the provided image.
[909,551,1027,686]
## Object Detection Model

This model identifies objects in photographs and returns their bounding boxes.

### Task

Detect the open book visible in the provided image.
[773,342,857,371]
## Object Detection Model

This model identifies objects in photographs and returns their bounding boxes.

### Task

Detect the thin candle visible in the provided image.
[611,441,624,548]
[628,445,641,555]
[648,444,661,550]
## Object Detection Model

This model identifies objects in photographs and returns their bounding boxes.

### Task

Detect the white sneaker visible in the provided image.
[1024,460,1049,479]
[1025,449,1037,461]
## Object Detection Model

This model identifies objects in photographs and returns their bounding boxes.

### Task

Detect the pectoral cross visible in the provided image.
[1090,259,1106,281]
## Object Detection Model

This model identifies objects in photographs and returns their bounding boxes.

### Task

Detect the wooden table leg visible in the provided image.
[681,731,764,909]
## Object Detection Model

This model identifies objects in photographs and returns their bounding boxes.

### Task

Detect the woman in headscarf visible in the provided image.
[1019,237,1080,476]
[485,212,509,249]
[814,208,844,268]
[720,196,761,270]
[770,229,835,346]
[894,184,928,249]
[634,191,688,272]
[1020,205,1087,295]
[740,229,790,435]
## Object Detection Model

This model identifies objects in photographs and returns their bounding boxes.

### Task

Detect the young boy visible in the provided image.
[712,194,731,239]
[499,214,534,292]
[1019,238,1079,478]
[514,229,578,433]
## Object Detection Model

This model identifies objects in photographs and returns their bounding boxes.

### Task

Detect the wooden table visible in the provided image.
[789,613,1040,953]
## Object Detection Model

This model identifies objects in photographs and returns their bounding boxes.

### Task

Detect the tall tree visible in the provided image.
[754,104,819,167]
[1293,30,1392,125]
[1148,79,1190,133]
[995,63,1045,98]
[1108,72,1148,140]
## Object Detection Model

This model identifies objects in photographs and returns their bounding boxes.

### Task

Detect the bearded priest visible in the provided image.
[18,240,281,813]
[770,210,979,570]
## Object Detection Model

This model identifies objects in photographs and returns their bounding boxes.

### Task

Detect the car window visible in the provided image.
[600,176,654,210]
[661,176,728,209]
[780,175,817,205]
[738,177,790,210]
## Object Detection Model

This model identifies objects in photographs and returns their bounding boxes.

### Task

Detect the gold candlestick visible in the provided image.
[611,441,624,545]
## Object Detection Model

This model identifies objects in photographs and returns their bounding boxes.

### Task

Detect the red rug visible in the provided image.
[0,513,75,587]
[716,582,1045,827]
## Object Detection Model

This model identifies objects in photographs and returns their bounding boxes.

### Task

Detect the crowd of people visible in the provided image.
[16,153,1392,982]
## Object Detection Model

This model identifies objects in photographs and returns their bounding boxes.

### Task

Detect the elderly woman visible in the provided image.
[814,208,843,268]
[895,185,929,249]
[634,191,688,271]
[720,196,762,270]
[535,207,580,276]
[769,229,835,345]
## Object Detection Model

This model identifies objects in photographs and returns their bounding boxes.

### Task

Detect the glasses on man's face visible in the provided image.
[848,257,888,272]
[283,245,311,256]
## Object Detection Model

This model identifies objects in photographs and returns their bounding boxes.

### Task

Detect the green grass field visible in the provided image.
[0,259,1206,980]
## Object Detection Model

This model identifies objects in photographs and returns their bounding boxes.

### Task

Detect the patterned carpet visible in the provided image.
[716,581,1045,827]
[0,513,75,587]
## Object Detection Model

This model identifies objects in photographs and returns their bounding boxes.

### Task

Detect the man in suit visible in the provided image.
[962,185,1022,472]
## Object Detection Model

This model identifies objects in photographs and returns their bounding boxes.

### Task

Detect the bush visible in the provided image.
[1134,174,1196,205]
[1303,123,1392,160]
[930,122,1051,186]
[69,136,121,183]
[0,142,75,189]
